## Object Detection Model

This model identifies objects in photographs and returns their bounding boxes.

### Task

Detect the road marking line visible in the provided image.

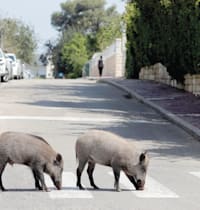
[45,172,93,199]
[0,115,168,124]
[108,172,179,198]
[0,116,123,123]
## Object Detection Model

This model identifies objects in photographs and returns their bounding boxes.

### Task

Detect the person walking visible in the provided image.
[98,56,104,77]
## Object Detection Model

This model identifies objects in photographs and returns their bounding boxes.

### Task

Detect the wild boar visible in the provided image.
[75,130,149,192]
[0,131,63,192]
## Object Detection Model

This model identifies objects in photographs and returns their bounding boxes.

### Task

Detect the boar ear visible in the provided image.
[54,153,62,165]
[139,152,147,164]
[56,153,62,162]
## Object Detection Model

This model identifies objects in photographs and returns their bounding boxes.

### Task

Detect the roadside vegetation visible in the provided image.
[0,17,37,64]
[46,0,122,78]
[125,0,200,83]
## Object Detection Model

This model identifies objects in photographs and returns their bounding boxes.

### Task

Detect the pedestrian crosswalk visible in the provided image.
[108,172,179,198]
[189,171,200,178]
[45,172,93,199]
[43,170,200,199]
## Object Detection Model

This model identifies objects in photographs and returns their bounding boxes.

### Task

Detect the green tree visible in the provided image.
[51,0,122,77]
[0,18,37,63]
[96,6,122,51]
[124,1,142,78]
[166,0,200,81]
[125,0,200,82]
[61,33,88,77]
[51,0,106,34]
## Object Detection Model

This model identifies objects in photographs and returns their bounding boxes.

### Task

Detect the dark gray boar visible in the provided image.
[0,131,63,191]
[76,130,149,191]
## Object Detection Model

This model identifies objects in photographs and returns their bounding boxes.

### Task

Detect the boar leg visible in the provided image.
[76,160,87,190]
[0,162,7,191]
[32,170,42,190]
[112,168,121,192]
[32,168,48,192]
[87,162,99,189]
[125,174,138,190]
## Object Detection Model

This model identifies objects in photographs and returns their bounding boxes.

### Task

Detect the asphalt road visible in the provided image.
[0,79,200,210]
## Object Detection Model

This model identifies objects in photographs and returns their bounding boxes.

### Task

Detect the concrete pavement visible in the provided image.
[2,79,200,209]
[100,78,200,141]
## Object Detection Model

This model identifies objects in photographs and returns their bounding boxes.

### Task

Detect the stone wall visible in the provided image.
[184,74,200,96]
[139,63,200,96]
[139,63,171,85]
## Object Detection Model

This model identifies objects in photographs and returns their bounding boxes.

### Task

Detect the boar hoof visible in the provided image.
[77,182,85,190]
[78,185,85,190]
[114,183,121,192]
[114,185,121,192]
[36,186,43,191]
[40,186,50,192]
[1,188,6,192]
[80,187,85,190]
[116,188,121,192]
[93,185,99,190]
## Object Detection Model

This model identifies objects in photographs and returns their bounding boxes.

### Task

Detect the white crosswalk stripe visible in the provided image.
[0,115,168,124]
[45,172,93,199]
[108,172,179,198]
[45,171,181,199]
[189,171,200,178]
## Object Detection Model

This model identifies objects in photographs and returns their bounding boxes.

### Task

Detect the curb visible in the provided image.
[99,79,200,141]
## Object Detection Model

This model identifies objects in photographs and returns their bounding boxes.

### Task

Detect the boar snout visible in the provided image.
[136,179,145,191]
[51,174,62,190]
[56,183,61,190]
[53,179,62,190]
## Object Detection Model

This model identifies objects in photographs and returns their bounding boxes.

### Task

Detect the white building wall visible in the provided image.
[89,35,126,78]
[46,56,54,79]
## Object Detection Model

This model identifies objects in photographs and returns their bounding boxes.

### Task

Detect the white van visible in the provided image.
[6,53,22,79]
[0,48,9,82]
[5,54,13,80]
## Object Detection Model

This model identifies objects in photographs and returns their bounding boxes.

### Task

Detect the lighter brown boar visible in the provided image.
[75,130,149,192]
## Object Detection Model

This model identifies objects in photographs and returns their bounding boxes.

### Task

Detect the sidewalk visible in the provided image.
[100,78,200,141]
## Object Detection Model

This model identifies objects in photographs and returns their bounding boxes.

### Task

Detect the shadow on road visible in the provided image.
[15,81,200,161]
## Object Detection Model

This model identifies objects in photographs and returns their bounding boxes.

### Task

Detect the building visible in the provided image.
[89,31,126,78]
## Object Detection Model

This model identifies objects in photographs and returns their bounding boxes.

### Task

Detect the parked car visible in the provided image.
[55,72,65,79]
[0,48,9,82]
[16,59,23,79]
[6,53,23,79]
[5,54,13,80]
[23,69,35,79]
